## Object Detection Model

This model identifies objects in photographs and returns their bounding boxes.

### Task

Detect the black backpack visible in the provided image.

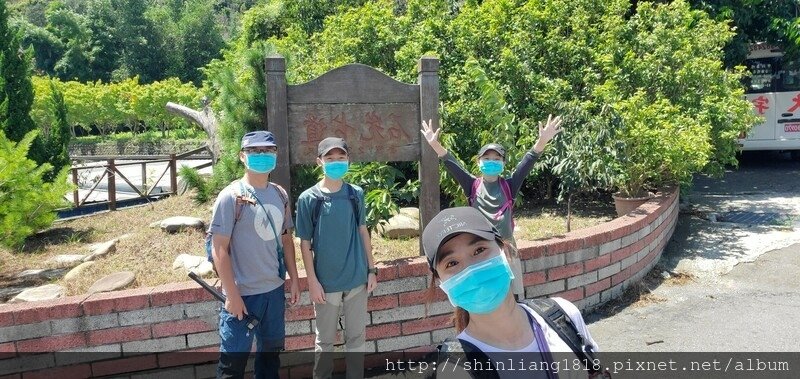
[432,298,611,378]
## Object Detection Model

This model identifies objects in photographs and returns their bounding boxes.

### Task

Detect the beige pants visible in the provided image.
[312,284,367,379]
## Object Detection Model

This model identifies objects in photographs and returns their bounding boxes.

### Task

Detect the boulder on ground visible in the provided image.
[159,217,205,233]
[88,271,136,294]
[8,284,65,303]
[47,255,87,268]
[64,262,96,282]
[378,214,420,239]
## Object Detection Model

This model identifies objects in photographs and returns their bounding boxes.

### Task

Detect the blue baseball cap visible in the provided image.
[241,131,277,149]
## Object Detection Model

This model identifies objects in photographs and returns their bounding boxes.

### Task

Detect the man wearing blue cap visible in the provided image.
[208,130,301,378]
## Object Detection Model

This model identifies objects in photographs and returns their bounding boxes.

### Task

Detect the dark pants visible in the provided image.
[217,284,285,379]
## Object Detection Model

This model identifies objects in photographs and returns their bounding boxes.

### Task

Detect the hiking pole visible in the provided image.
[188,272,260,331]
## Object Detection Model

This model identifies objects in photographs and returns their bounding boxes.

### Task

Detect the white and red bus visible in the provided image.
[740,43,800,152]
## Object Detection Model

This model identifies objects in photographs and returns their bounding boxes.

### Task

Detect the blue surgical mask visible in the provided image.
[246,153,277,174]
[439,252,514,314]
[323,161,349,180]
[479,160,504,176]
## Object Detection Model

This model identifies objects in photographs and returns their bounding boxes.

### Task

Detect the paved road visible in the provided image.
[587,151,800,352]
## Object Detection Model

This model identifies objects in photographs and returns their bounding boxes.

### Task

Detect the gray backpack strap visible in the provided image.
[270,182,290,234]
[271,182,289,208]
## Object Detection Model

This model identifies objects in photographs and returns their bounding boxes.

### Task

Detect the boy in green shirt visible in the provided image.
[295,137,378,379]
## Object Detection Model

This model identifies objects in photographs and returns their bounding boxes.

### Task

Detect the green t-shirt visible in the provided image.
[295,182,368,293]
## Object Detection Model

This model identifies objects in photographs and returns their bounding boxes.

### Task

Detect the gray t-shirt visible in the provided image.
[295,183,367,293]
[441,151,540,243]
[209,181,293,296]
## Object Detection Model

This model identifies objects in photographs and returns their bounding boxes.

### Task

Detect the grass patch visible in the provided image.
[514,200,615,241]
[0,195,615,297]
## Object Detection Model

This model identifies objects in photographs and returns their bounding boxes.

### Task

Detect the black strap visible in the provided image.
[436,338,499,379]
[309,185,330,249]
[344,183,361,223]
[310,183,361,245]
[525,299,601,374]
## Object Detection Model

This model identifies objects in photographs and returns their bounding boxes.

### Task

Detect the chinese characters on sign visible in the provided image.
[289,104,420,164]
[301,114,327,147]
[788,94,800,113]
[752,96,769,115]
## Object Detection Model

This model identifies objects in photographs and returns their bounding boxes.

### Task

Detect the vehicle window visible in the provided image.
[745,58,778,93]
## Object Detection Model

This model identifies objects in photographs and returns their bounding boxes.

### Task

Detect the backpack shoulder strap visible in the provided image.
[498,177,513,204]
[436,337,498,379]
[495,177,514,223]
[343,183,361,224]
[270,182,290,217]
[231,182,246,224]
[524,298,600,373]
[469,177,482,206]
[268,182,290,235]
[270,182,289,207]
[309,184,328,236]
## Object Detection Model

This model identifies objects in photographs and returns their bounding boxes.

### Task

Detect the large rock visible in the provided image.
[15,268,67,282]
[47,254,88,268]
[88,271,135,294]
[378,214,420,239]
[159,217,205,233]
[8,284,65,303]
[84,239,117,262]
[398,207,420,220]
[173,254,206,270]
[173,254,214,277]
[0,286,31,302]
[64,262,96,282]
[190,261,214,277]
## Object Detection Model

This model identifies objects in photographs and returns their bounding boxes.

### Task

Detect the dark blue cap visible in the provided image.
[241,131,277,149]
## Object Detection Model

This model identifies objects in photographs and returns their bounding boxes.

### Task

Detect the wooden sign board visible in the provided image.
[288,104,421,164]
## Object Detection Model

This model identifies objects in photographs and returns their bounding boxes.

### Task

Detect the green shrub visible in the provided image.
[0,130,72,249]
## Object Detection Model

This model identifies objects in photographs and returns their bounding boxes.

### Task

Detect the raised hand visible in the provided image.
[538,114,563,144]
[421,119,441,145]
[420,119,448,157]
[533,114,564,153]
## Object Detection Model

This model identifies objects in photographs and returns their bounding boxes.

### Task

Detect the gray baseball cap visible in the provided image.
[477,143,506,158]
[318,137,349,157]
[422,207,502,272]
[241,131,277,149]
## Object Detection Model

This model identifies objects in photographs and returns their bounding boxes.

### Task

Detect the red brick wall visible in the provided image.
[0,188,679,378]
